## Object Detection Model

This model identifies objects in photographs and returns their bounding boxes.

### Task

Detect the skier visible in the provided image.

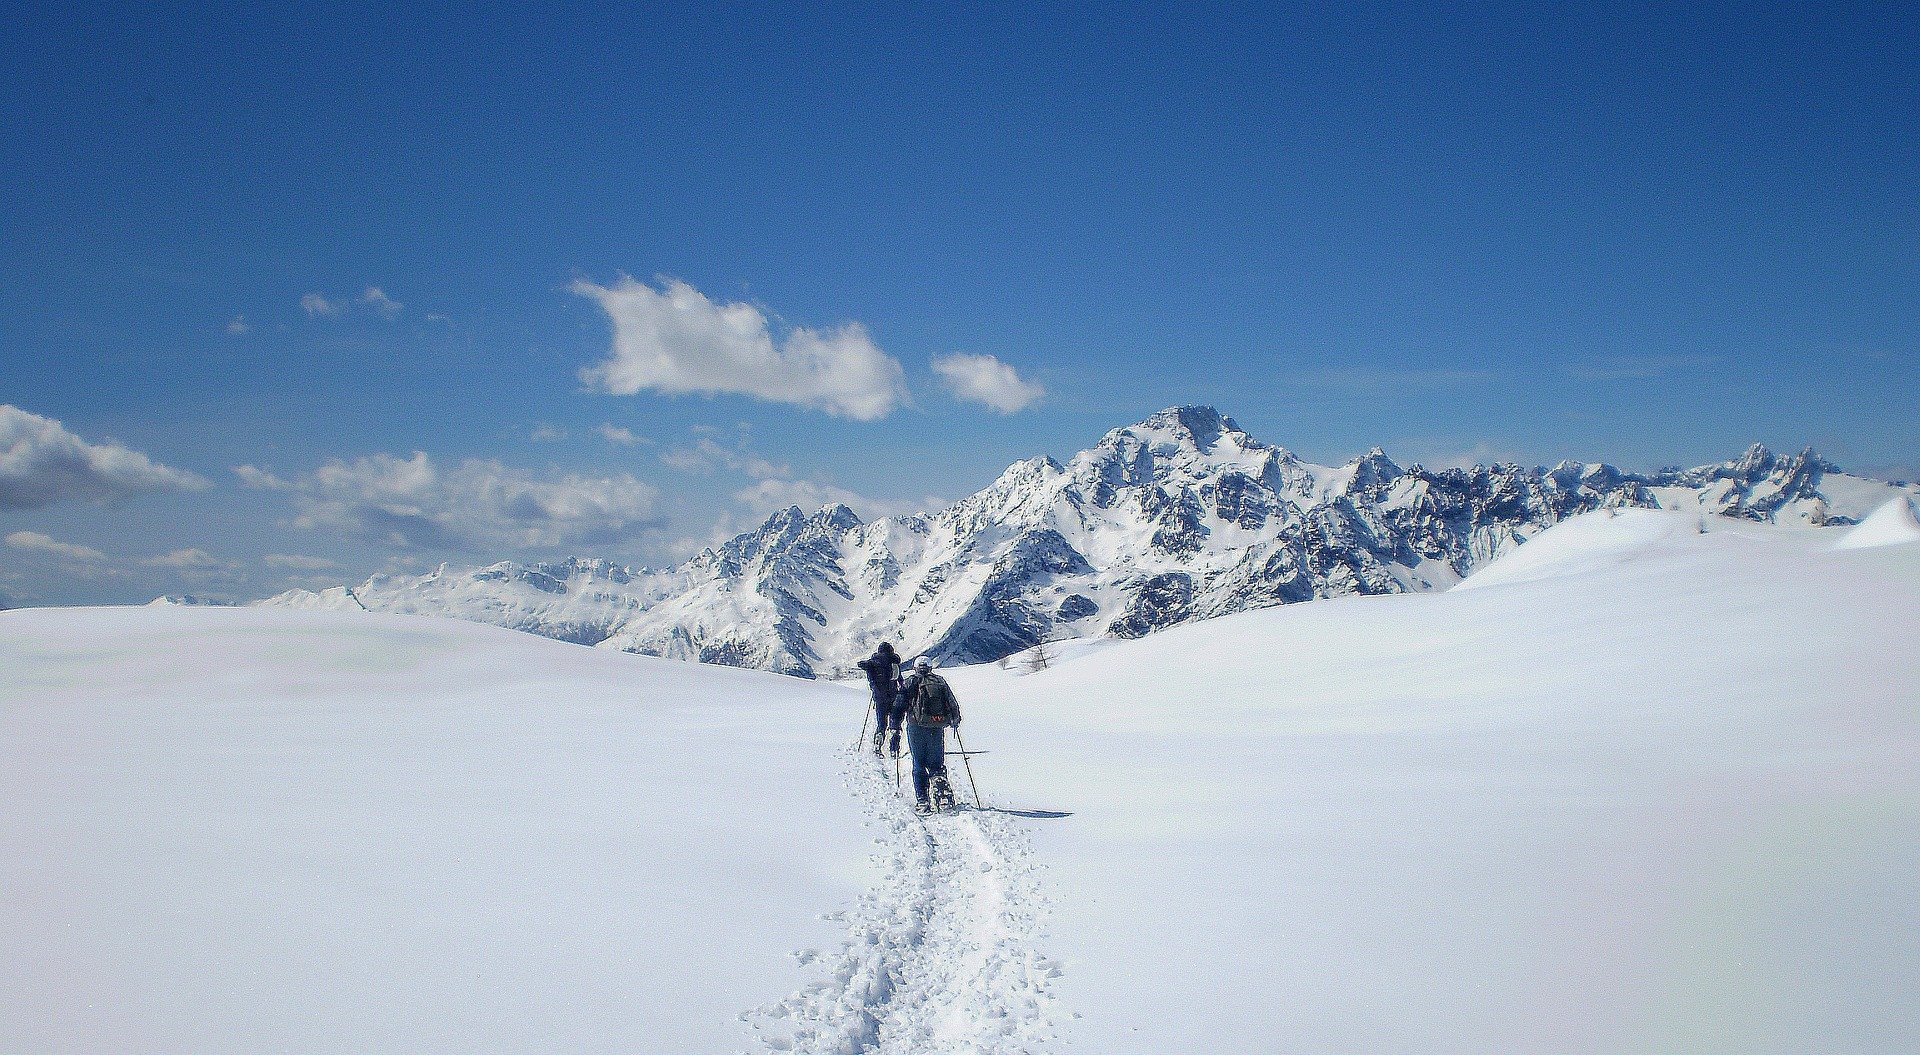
[900,655,962,813]
[855,642,904,755]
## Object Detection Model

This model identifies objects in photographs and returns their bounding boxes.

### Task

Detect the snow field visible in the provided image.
[6,507,1918,1054]
[0,607,876,1055]
[942,510,1920,1054]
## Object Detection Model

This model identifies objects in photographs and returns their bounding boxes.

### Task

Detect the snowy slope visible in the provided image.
[256,407,1920,677]
[13,508,1920,1054]
[1835,495,1920,550]
[0,608,877,1054]
[942,510,1920,1055]
[1452,506,1710,592]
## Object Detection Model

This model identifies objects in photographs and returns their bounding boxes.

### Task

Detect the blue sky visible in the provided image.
[3,0,1915,605]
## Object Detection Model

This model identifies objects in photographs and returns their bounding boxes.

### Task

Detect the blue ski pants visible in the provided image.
[870,685,899,750]
[905,723,948,805]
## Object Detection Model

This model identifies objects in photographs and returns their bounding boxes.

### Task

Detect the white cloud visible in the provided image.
[595,424,653,447]
[278,572,346,589]
[5,530,107,562]
[731,478,942,521]
[361,287,402,319]
[527,425,567,443]
[226,315,250,335]
[303,289,402,321]
[658,446,714,473]
[260,450,664,551]
[48,563,130,581]
[656,532,724,563]
[659,435,786,479]
[931,353,1045,413]
[233,464,292,490]
[301,293,346,318]
[263,553,342,571]
[0,405,210,511]
[574,275,908,420]
[143,548,229,569]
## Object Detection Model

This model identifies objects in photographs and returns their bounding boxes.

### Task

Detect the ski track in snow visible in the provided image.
[745,747,1058,1054]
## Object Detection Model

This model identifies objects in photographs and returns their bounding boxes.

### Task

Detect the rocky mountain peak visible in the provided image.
[1792,446,1832,471]
[1132,404,1239,452]
[1076,405,1281,496]
[711,505,809,570]
[810,503,865,534]
[1732,443,1778,473]
[1341,447,1404,493]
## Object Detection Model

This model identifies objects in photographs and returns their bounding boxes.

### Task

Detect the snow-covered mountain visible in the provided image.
[257,406,1920,676]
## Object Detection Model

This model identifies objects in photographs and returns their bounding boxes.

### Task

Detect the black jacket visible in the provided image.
[856,648,901,693]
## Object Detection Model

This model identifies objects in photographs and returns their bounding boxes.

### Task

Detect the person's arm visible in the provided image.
[946,681,961,726]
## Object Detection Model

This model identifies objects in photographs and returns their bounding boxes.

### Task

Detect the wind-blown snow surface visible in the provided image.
[10,508,1920,1054]
[0,608,878,1054]
[1835,495,1920,550]
[945,510,1920,1054]
[1450,506,1700,592]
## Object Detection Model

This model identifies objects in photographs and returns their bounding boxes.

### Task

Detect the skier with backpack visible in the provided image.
[899,655,962,813]
[855,642,904,755]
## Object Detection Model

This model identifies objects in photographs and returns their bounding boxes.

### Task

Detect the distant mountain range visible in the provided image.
[249,406,1918,677]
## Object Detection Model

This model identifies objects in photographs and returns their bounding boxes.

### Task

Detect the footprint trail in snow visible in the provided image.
[746,749,1060,1054]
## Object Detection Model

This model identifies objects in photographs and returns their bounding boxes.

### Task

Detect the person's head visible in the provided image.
[878,641,895,655]
[914,656,934,673]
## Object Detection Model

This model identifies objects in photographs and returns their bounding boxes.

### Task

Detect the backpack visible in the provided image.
[860,651,899,690]
[912,675,954,726]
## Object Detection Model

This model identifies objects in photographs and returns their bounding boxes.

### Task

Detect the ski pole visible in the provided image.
[952,726,983,809]
[855,698,871,751]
